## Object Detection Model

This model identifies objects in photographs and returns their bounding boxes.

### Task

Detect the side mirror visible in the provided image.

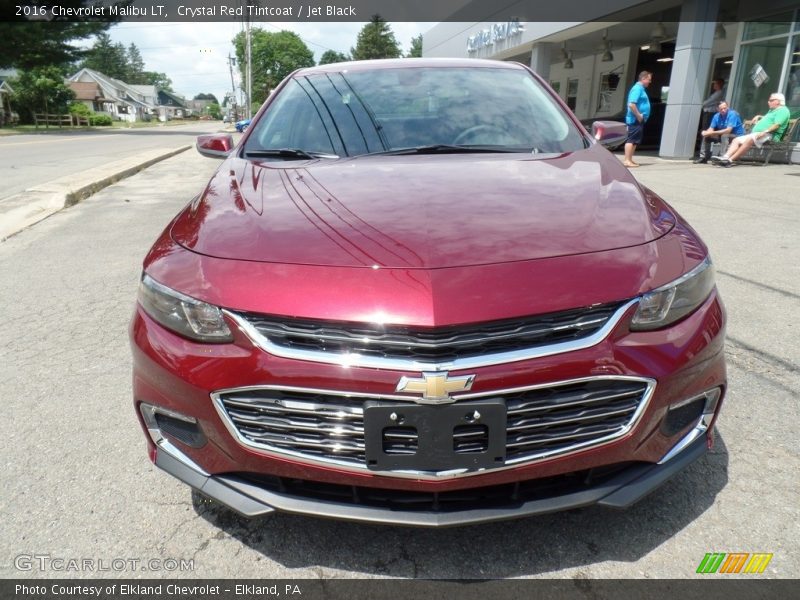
[196,134,234,159]
[591,121,627,149]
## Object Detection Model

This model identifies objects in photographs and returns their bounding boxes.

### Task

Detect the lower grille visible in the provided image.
[213,377,652,474]
[231,461,640,513]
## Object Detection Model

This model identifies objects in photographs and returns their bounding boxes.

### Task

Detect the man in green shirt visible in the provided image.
[712,92,791,166]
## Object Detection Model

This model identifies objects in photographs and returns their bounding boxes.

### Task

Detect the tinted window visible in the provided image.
[245,66,586,157]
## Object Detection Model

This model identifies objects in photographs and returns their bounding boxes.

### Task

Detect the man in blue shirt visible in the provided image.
[623,71,652,168]
[694,101,745,163]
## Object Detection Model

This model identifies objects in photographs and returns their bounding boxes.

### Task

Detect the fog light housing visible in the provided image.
[661,388,722,437]
[140,403,207,449]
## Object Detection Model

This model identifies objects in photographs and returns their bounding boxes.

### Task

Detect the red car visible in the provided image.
[131,59,725,527]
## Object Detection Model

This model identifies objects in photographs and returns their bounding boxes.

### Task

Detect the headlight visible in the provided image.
[138,274,233,343]
[631,257,716,331]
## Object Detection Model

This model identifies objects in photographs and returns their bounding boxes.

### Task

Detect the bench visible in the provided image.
[737,118,798,165]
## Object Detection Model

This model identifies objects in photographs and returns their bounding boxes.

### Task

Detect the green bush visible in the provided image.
[89,114,113,126]
[68,102,92,117]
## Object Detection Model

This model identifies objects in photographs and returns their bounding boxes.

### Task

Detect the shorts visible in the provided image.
[736,132,773,148]
[626,122,645,145]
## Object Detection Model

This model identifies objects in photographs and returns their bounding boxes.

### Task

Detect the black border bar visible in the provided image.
[3,579,799,600]
[3,0,799,23]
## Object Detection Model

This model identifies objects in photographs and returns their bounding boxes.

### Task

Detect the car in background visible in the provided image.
[234,118,251,133]
[131,58,726,527]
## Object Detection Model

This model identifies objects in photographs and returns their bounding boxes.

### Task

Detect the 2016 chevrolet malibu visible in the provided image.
[130,59,725,527]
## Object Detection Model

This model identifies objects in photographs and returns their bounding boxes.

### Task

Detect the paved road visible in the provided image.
[0,122,223,200]
[0,150,797,580]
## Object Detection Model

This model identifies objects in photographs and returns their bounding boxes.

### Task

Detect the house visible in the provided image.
[186,98,215,116]
[155,89,187,121]
[67,68,157,122]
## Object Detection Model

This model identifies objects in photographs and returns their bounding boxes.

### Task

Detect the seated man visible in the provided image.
[712,93,791,166]
[694,100,744,163]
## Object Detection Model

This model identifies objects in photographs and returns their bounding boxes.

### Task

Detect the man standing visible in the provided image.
[699,78,725,131]
[694,101,745,163]
[712,93,791,166]
[623,71,652,168]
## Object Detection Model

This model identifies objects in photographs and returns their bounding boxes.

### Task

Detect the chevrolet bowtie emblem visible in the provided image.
[395,372,475,404]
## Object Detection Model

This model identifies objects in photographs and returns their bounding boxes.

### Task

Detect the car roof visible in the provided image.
[294,58,528,77]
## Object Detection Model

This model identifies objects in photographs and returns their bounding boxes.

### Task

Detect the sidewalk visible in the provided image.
[0,145,190,241]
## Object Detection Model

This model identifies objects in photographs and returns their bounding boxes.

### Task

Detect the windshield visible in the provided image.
[243,66,587,158]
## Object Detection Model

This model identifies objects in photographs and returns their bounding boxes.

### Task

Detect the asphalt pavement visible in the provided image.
[0,147,797,581]
[0,121,226,240]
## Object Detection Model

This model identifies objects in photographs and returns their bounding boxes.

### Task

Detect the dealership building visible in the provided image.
[423,0,800,162]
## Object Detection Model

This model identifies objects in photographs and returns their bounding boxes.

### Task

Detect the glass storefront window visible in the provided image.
[732,38,789,119]
[566,78,578,111]
[741,15,792,41]
[786,34,800,120]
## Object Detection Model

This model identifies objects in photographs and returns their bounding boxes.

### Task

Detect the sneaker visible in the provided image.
[693,157,708,164]
[722,161,734,168]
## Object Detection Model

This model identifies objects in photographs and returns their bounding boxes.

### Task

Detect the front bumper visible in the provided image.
[132,280,726,526]
[152,424,710,527]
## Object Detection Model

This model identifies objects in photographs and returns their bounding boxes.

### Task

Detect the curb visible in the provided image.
[0,145,191,241]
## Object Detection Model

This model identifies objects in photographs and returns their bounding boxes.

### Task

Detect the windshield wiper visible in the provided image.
[245,148,339,160]
[369,144,531,156]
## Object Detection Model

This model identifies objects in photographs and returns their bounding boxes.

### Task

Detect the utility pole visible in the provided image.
[227,53,238,120]
[245,16,252,118]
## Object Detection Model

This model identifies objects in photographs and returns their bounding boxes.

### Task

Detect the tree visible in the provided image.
[407,35,423,58]
[319,50,349,65]
[11,66,76,123]
[351,16,402,61]
[142,72,173,91]
[126,43,146,83]
[81,33,128,80]
[207,102,222,119]
[0,1,113,70]
[234,29,315,107]
[194,93,220,103]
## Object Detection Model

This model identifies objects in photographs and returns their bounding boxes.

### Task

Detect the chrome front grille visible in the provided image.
[213,377,653,476]
[232,302,625,364]
[218,394,365,463]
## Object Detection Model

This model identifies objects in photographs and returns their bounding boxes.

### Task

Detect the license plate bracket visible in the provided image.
[364,399,506,472]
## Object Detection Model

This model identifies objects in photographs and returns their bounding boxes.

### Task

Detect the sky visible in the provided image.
[98,22,434,105]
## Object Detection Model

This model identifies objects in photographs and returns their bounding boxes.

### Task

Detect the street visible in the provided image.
[0,122,223,199]
[0,148,797,580]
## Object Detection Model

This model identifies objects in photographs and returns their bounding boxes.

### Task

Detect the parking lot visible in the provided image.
[0,149,797,579]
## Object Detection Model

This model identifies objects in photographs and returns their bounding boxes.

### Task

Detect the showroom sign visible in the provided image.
[467,19,524,53]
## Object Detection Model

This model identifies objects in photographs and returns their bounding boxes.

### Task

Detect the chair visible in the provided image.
[738,118,798,166]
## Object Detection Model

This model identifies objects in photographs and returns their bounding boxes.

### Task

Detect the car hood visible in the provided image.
[171,147,675,269]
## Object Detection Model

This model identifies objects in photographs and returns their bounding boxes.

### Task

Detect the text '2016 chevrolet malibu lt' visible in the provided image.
[130,59,726,527]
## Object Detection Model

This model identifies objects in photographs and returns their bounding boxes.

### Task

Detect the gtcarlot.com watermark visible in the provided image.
[14,553,195,573]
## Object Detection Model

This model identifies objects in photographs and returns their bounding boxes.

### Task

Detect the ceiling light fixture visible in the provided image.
[564,51,574,69]
[650,21,667,40]
[601,29,614,62]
